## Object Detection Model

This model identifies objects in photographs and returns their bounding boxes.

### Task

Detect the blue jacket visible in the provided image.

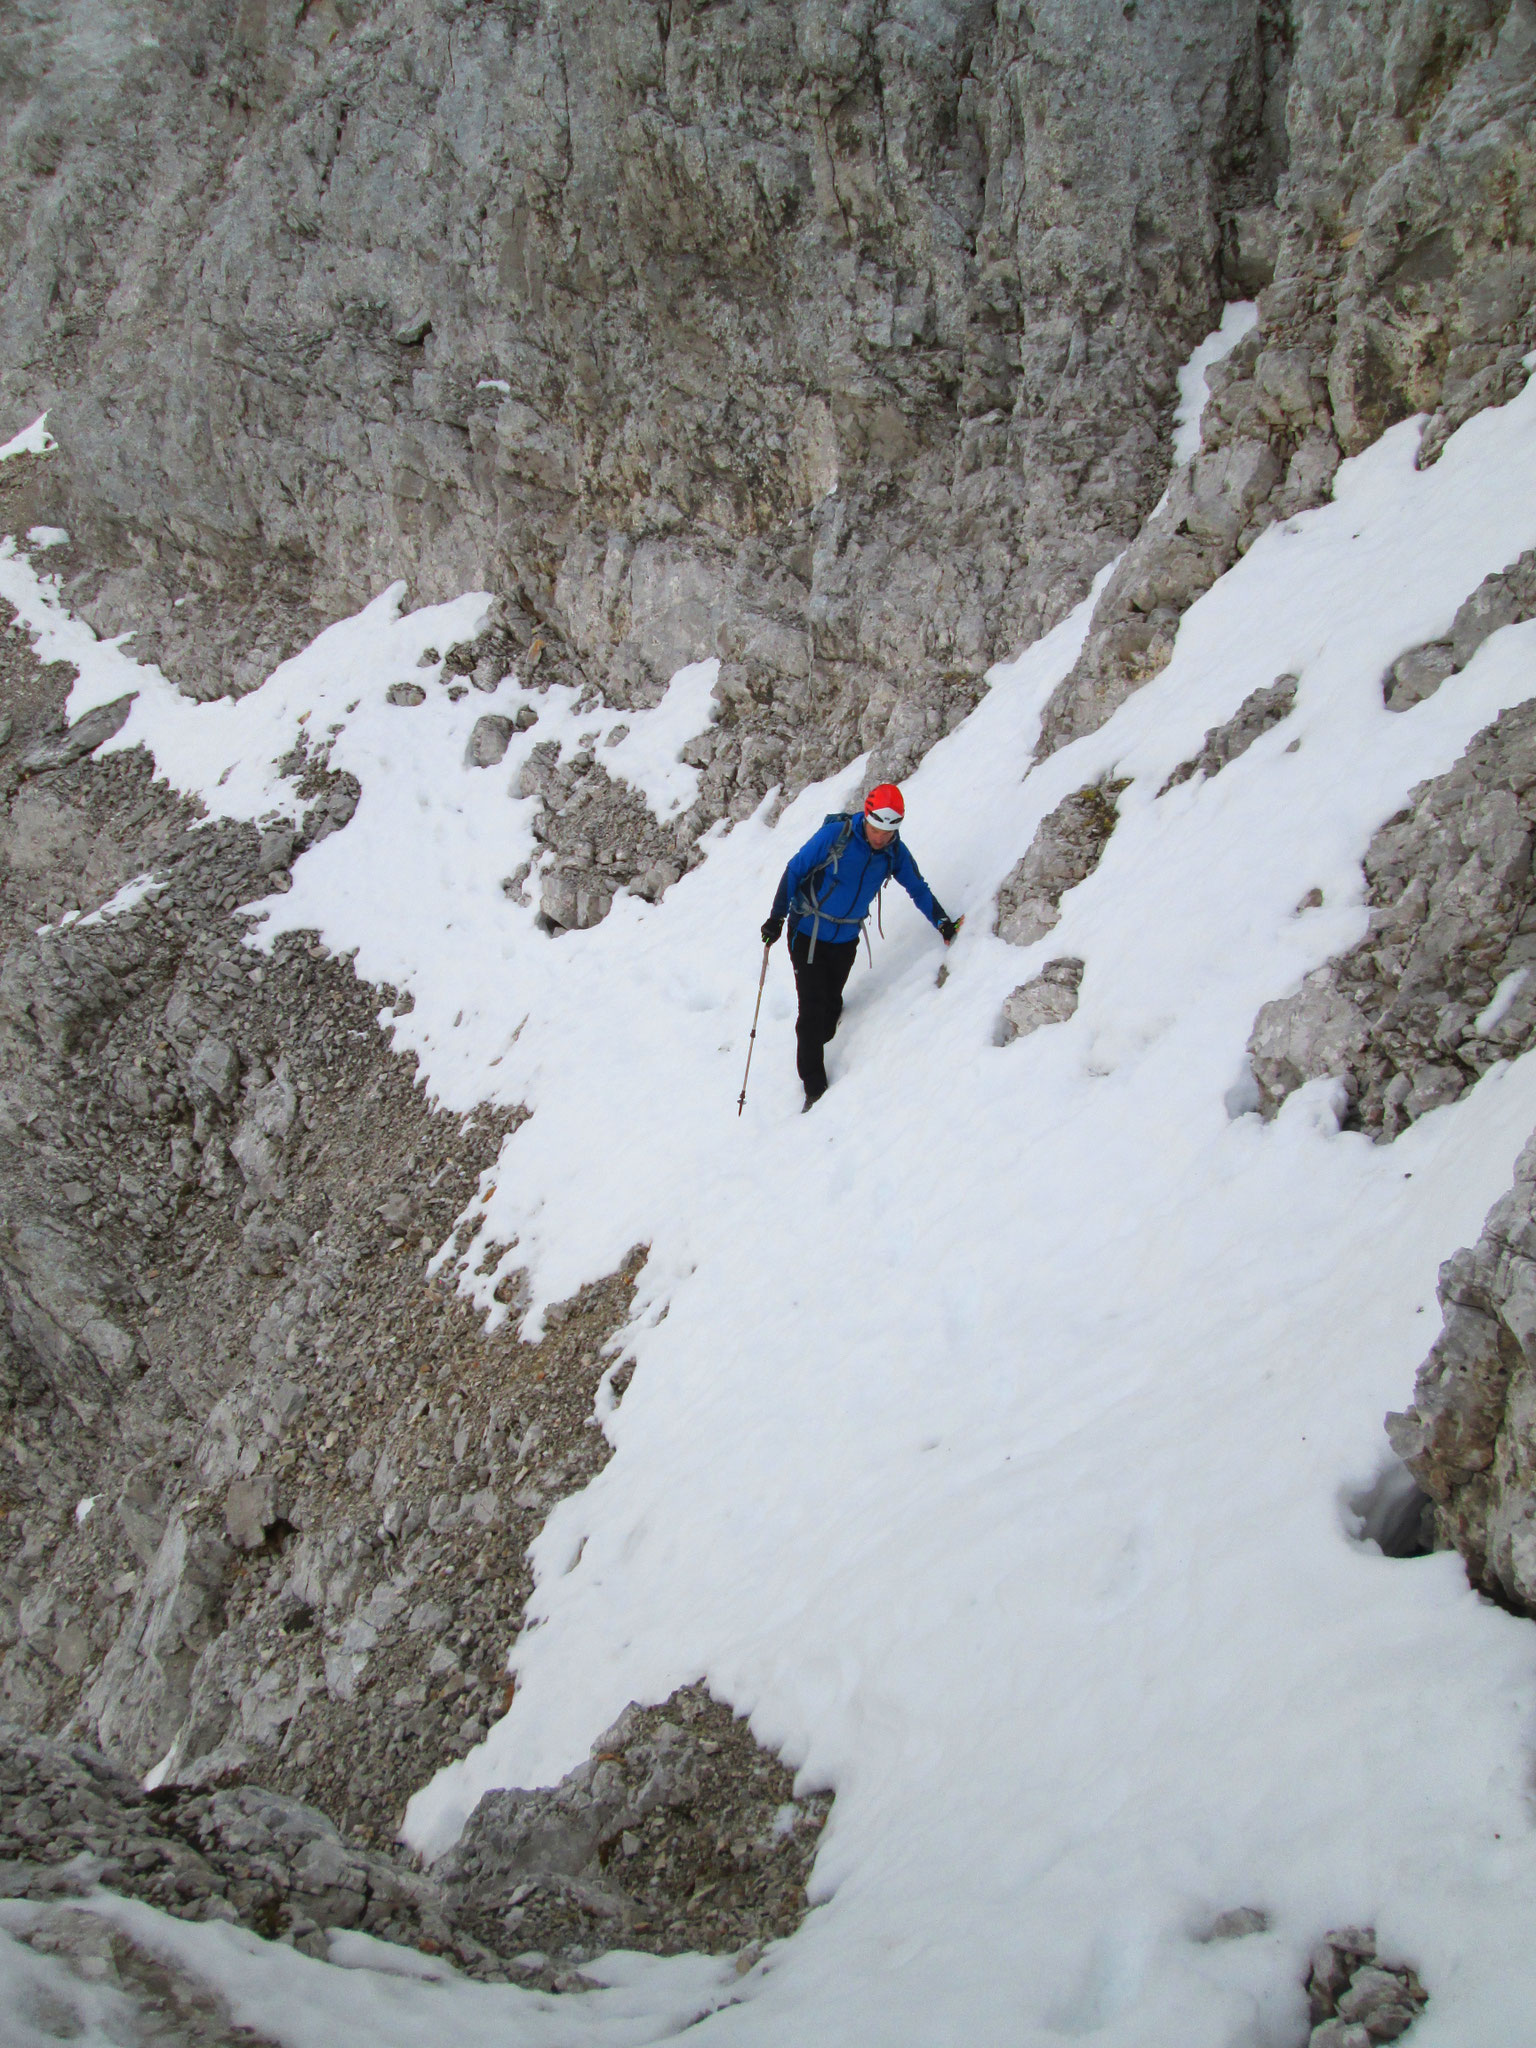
[770,814,947,948]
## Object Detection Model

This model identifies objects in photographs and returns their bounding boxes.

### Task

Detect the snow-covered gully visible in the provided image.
[5,363,1536,2044]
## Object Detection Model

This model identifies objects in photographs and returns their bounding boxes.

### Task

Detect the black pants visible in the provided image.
[789,929,858,1098]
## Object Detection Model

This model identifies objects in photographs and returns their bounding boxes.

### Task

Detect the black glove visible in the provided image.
[938,916,959,945]
[761,917,784,945]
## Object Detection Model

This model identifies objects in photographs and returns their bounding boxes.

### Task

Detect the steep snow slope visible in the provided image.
[5,370,1536,2043]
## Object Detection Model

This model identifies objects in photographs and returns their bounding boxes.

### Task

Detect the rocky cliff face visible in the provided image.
[1247,695,1536,1135]
[3,0,1536,2014]
[2,1,1287,767]
[1040,0,1536,753]
[5,4,1531,905]
[0,470,830,1982]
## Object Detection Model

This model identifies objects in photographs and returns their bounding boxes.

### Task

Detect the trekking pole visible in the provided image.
[737,942,772,1117]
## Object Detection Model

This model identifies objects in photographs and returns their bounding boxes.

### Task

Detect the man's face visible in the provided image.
[865,822,895,850]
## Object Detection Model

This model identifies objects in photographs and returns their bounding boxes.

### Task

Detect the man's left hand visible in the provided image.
[938,916,962,946]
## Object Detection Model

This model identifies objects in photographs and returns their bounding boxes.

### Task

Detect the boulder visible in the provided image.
[18,696,135,777]
[995,959,1084,1046]
[465,715,514,768]
[224,1476,279,1552]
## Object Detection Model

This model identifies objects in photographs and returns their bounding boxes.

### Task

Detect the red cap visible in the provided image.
[864,783,905,829]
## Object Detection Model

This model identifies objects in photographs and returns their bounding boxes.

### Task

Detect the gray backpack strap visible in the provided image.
[794,814,856,962]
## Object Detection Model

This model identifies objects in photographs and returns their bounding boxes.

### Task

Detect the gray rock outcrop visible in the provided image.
[0,585,539,1825]
[994,781,1126,949]
[464,714,514,768]
[4,5,1532,909]
[1305,1926,1429,2046]
[1384,547,1536,710]
[0,0,1296,809]
[439,1685,830,1983]
[1248,699,1536,1135]
[1387,1129,1536,1617]
[0,1685,827,1988]
[1159,674,1297,793]
[0,565,830,1989]
[995,957,1083,1046]
[15,694,135,779]
[1037,0,1536,758]
[1,3,1534,2021]
[0,1718,456,1961]
[512,736,690,930]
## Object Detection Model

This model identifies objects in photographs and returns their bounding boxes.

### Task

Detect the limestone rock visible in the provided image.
[1387,1128,1536,1617]
[994,785,1126,949]
[17,696,135,778]
[1305,1926,1427,2042]
[188,1036,239,1108]
[1383,642,1459,712]
[1036,0,1536,758]
[224,1476,279,1553]
[1248,976,1372,1118]
[0,1681,829,1986]
[1246,698,1536,1134]
[464,715,513,769]
[0,0,1303,810]
[539,870,613,934]
[510,740,560,803]
[514,739,694,928]
[5,1,1530,876]
[0,6,1531,2020]
[377,1190,416,1236]
[995,959,1084,1047]
[257,824,296,874]
[1159,676,1297,793]
[0,1718,454,1968]
[0,634,662,1883]
[1384,547,1536,710]
[85,1514,234,1772]
[0,1208,136,1394]
[439,1685,830,1976]
[1197,1905,1270,1942]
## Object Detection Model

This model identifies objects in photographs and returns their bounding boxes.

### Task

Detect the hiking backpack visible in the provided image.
[791,812,898,959]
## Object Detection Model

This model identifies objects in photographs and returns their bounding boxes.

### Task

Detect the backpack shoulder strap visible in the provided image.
[792,813,859,959]
[803,813,854,892]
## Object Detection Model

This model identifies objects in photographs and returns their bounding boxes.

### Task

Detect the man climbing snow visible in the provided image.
[761,783,958,1110]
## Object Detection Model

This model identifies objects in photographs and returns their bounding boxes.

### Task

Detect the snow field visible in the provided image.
[0,1889,743,2048]
[2,364,1536,2040]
